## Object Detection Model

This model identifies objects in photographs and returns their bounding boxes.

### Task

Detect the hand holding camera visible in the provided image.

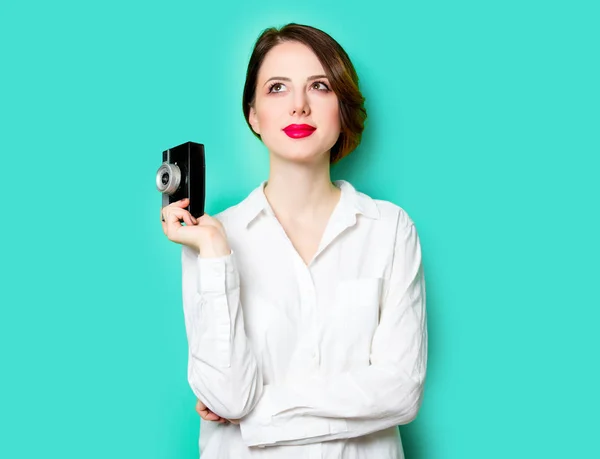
[157,141,231,258]
[160,199,231,257]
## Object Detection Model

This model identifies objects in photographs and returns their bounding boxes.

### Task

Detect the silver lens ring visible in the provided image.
[156,162,181,194]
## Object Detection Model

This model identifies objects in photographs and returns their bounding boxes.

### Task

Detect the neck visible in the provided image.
[263,156,341,223]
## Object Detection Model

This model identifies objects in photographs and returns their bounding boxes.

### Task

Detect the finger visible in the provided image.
[197,408,210,419]
[199,410,221,421]
[168,198,190,208]
[195,401,223,422]
[164,207,194,227]
[171,200,198,224]
[162,199,191,226]
[181,211,195,226]
[160,206,178,233]
[187,212,199,226]
[195,400,205,415]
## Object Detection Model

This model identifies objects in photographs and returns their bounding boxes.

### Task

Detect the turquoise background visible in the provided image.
[1,0,598,457]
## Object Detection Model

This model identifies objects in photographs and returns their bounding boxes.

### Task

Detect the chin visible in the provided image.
[267,137,337,164]
[271,147,327,164]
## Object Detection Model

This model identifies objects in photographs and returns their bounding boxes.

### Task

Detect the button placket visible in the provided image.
[297,263,320,367]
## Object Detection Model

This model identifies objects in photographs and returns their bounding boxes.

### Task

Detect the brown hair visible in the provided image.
[242,23,367,164]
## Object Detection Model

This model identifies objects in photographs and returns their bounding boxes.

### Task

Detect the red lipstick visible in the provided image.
[283,124,316,139]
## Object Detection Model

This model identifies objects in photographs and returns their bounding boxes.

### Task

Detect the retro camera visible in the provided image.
[156,141,205,219]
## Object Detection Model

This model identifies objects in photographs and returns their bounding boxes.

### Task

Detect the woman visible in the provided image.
[161,23,428,459]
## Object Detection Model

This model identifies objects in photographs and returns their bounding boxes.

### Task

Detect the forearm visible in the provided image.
[239,361,426,447]
[182,247,263,420]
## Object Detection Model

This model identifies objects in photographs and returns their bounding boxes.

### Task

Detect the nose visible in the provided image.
[290,90,310,117]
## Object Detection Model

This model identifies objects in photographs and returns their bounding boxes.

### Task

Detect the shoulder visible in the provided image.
[370,198,417,253]
[353,188,423,277]
[350,181,415,232]
[373,198,415,230]
[349,184,422,276]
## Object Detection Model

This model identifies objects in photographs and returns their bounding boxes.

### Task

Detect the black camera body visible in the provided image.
[156,141,205,219]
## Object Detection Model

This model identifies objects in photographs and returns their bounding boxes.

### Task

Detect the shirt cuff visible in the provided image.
[239,384,348,447]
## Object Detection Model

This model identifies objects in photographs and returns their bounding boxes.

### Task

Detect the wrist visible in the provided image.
[198,238,231,258]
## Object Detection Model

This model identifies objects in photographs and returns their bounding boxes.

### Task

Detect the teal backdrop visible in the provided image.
[1,1,598,458]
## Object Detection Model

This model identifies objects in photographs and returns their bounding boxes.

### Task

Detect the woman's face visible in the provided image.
[248,41,341,164]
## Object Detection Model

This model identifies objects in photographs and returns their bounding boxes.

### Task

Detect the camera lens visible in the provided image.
[156,162,181,194]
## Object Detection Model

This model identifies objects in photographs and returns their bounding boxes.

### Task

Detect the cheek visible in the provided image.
[256,101,282,131]
[322,104,341,131]
[314,97,340,124]
[331,109,341,128]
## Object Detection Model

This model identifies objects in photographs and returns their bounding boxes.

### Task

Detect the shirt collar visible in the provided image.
[240,179,380,229]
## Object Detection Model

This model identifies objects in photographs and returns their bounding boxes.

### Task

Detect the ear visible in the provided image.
[248,106,261,135]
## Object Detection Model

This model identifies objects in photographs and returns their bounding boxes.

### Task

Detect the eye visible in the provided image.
[312,81,331,91]
[267,82,286,93]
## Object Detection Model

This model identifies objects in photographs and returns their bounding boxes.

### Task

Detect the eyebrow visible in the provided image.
[262,74,328,87]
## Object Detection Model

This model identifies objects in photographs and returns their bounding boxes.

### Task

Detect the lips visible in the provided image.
[283,124,316,139]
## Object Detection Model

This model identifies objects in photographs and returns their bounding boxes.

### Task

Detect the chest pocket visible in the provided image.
[330,277,382,365]
[335,277,381,323]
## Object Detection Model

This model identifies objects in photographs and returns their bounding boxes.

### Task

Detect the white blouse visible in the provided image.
[180,179,428,459]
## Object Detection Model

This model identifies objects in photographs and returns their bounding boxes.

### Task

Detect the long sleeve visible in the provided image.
[239,220,428,447]
[181,246,264,420]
